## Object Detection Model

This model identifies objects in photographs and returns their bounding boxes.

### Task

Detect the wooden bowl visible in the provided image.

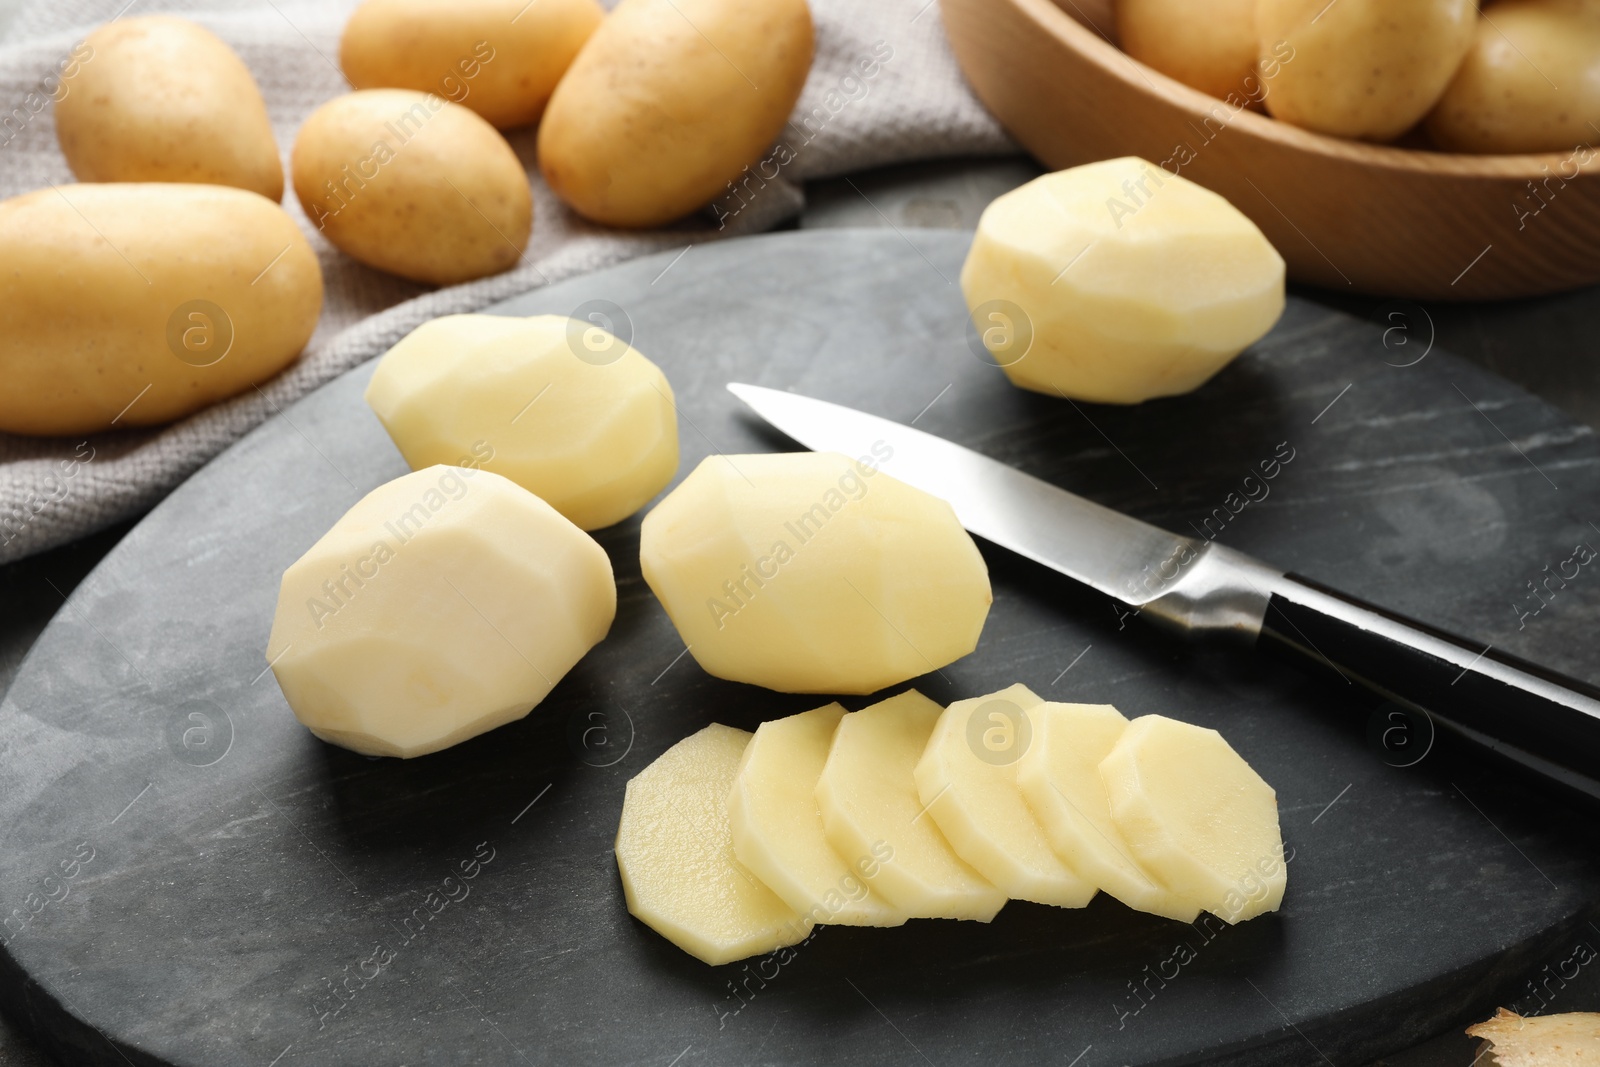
[940,0,1600,301]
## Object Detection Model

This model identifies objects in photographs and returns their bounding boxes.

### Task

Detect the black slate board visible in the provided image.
[3,229,1600,1067]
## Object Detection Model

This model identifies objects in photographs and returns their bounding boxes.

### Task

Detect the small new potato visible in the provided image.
[55,16,284,201]
[537,0,814,228]
[340,0,604,129]
[1427,0,1600,154]
[1258,0,1477,141]
[961,157,1285,403]
[292,89,531,285]
[0,183,321,436]
[1117,0,1261,103]
[364,314,679,530]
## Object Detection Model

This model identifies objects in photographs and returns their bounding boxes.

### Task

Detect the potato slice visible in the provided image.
[639,451,992,694]
[914,684,1096,908]
[729,704,907,928]
[1467,1008,1600,1066]
[365,314,679,531]
[1101,715,1285,922]
[616,724,811,965]
[817,690,1006,921]
[1016,701,1199,921]
[960,157,1284,404]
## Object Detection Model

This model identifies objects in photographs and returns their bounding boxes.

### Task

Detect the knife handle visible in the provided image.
[1257,573,1600,792]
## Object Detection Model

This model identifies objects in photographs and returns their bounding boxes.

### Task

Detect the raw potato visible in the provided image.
[266,466,616,758]
[55,16,284,201]
[1426,0,1600,154]
[961,158,1285,403]
[816,691,1007,921]
[616,724,811,965]
[639,451,992,694]
[1101,715,1285,922]
[915,684,1096,907]
[1117,0,1261,102]
[1258,0,1477,141]
[0,183,321,436]
[364,314,679,530]
[1016,701,1200,921]
[537,0,814,227]
[1466,1008,1600,1066]
[729,704,907,927]
[340,0,603,129]
[291,89,531,285]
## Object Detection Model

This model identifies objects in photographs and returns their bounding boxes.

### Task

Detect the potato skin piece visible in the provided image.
[291,89,532,285]
[537,0,814,228]
[0,183,322,436]
[340,0,604,129]
[55,15,284,201]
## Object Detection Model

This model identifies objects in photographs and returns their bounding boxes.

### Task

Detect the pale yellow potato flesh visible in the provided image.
[1101,715,1285,922]
[266,466,616,758]
[914,684,1096,908]
[364,314,679,531]
[340,0,603,129]
[616,724,811,965]
[1118,0,1261,102]
[639,451,992,694]
[728,704,908,928]
[537,0,814,228]
[55,16,283,201]
[1258,0,1477,142]
[817,691,1007,921]
[291,89,531,285]
[1426,0,1600,154]
[960,157,1285,404]
[1016,701,1200,921]
[0,183,321,436]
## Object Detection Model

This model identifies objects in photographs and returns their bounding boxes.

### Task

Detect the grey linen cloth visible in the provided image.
[0,0,1011,564]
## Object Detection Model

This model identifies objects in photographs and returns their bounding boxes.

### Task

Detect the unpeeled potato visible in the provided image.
[1117,0,1261,103]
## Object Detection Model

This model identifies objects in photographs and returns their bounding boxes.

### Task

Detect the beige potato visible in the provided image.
[292,89,531,285]
[1258,0,1477,141]
[537,0,814,228]
[340,0,603,129]
[1427,0,1600,154]
[55,16,283,201]
[1117,0,1262,103]
[0,183,321,436]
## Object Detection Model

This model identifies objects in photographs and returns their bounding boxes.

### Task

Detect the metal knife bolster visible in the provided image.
[1130,540,1283,641]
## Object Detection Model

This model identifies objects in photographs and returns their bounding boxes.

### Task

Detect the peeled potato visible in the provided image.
[961,157,1285,403]
[1426,0,1600,154]
[1100,715,1285,922]
[816,690,1007,921]
[1117,0,1261,102]
[914,684,1096,908]
[340,0,603,129]
[266,466,615,758]
[1016,701,1200,921]
[55,16,283,201]
[291,89,531,285]
[728,704,907,927]
[639,451,992,694]
[537,0,814,227]
[364,314,679,531]
[1258,0,1477,141]
[616,724,811,965]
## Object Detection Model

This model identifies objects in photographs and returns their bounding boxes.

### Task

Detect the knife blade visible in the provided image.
[727,381,1600,802]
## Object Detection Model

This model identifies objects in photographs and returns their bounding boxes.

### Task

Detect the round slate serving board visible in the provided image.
[3,230,1600,1067]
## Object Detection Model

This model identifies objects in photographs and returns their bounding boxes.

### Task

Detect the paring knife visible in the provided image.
[727,382,1600,801]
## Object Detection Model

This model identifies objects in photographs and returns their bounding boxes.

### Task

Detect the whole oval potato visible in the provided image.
[340,0,604,129]
[0,184,321,436]
[1258,0,1477,141]
[537,0,814,228]
[55,16,283,201]
[291,90,532,285]
[1118,0,1261,103]
[1427,0,1600,154]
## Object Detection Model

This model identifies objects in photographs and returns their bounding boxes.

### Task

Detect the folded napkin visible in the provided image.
[0,0,1012,564]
